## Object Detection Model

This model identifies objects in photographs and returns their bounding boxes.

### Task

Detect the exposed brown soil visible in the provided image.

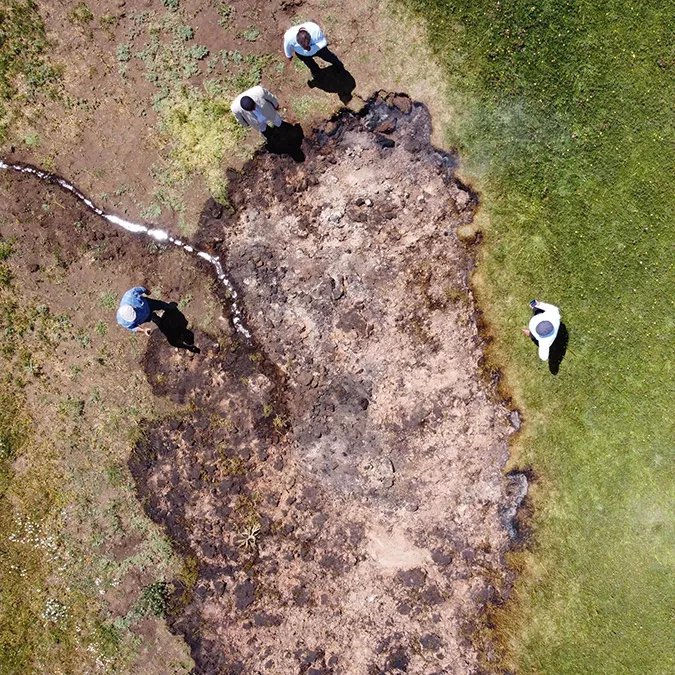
[1,0,529,671]
[1,93,525,673]
[125,94,525,674]
[10,0,447,230]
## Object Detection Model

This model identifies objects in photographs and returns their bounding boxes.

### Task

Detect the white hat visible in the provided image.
[118,304,136,323]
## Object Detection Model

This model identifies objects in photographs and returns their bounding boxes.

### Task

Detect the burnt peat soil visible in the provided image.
[2,95,525,674]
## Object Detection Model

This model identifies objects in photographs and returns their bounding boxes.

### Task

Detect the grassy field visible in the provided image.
[0,240,191,673]
[399,0,674,672]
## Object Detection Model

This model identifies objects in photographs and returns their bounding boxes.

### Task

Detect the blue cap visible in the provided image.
[535,320,554,338]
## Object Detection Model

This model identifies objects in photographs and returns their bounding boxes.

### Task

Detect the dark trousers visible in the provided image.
[297,47,344,75]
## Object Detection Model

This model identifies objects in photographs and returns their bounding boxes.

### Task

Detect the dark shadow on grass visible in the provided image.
[263,122,305,162]
[308,65,356,104]
[548,323,569,375]
[151,302,200,353]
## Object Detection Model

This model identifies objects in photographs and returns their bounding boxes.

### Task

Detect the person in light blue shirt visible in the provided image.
[283,21,344,78]
[116,286,168,335]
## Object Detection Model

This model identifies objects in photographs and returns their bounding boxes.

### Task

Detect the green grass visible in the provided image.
[116,9,268,206]
[399,0,674,672]
[67,2,93,27]
[0,286,182,671]
[159,87,246,204]
[0,0,62,140]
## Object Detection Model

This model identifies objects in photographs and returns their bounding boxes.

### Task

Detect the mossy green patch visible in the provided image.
[159,88,246,204]
[117,9,270,209]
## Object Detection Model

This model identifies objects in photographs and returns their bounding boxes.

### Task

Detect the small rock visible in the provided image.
[419,634,442,652]
[431,548,453,566]
[374,118,397,134]
[375,133,395,148]
[508,410,522,431]
[298,372,314,387]
[253,612,281,627]
[396,567,426,589]
[461,548,475,562]
[234,579,256,610]
[330,275,344,301]
[391,94,412,114]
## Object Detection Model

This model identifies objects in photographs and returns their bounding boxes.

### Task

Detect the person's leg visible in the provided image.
[148,298,171,312]
[296,52,321,76]
[270,111,282,127]
[315,46,344,69]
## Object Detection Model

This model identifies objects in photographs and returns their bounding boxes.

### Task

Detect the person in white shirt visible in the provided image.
[522,300,561,361]
[231,86,282,134]
[283,21,344,78]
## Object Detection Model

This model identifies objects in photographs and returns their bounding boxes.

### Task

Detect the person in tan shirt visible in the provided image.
[231,86,282,134]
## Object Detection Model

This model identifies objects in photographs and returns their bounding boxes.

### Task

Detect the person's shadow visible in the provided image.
[308,65,356,104]
[263,122,305,162]
[548,323,569,375]
[150,301,200,353]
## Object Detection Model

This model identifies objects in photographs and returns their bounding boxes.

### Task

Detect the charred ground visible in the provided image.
[1,94,524,674]
[126,94,526,674]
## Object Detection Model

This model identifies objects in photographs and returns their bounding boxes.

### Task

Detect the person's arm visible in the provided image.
[232,108,248,127]
[308,23,327,50]
[131,286,148,297]
[534,301,559,313]
[262,88,279,110]
[283,33,294,59]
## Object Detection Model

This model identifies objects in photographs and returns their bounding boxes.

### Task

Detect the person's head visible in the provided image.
[296,28,311,51]
[535,320,554,339]
[118,304,136,323]
[240,95,256,112]
[535,320,555,360]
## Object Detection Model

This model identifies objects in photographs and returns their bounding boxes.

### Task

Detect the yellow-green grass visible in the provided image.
[0,255,188,672]
[0,0,62,141]
[399,0,674,672]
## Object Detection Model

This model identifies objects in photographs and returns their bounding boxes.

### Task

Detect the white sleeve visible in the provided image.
[283,30,294,57]
[262,87,278,108]
[536,301,559,314]
[231,105,248,127]
[311,23,327,48]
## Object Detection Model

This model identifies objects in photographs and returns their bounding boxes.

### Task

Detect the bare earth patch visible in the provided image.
[3,0,526,671]
[127,94,526,673]
[9,0,449,232]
